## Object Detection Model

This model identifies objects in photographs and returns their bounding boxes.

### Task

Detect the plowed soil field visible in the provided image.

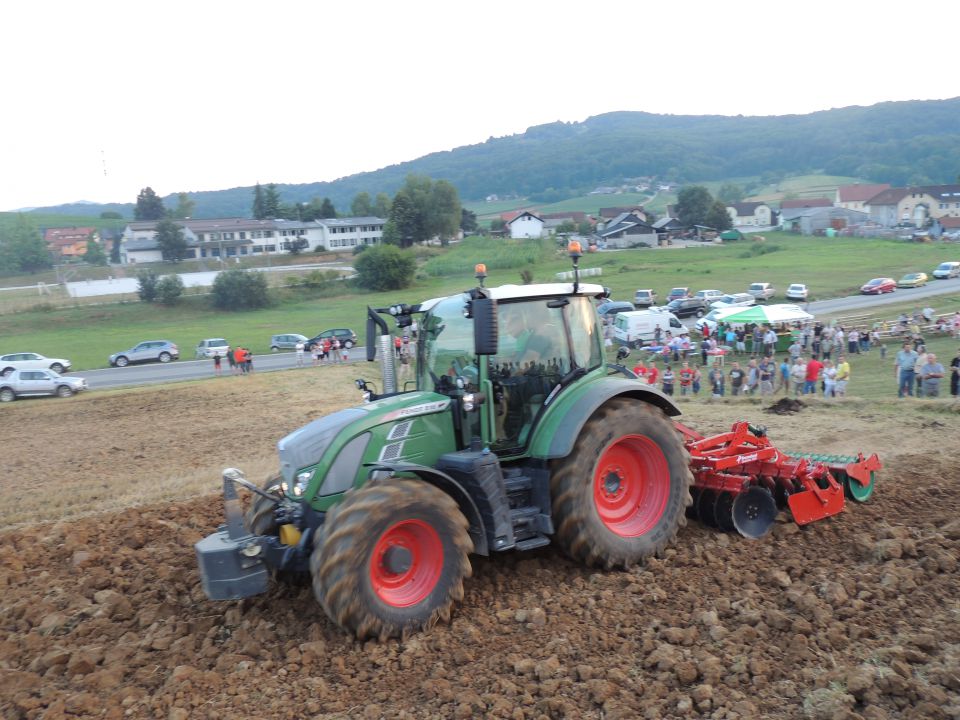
[2,372,959,720]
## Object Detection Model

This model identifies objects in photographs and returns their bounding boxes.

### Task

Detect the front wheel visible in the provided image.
[551,398,692,569]
[311,479,472,640]
[344,340,355,349]
[159,352,172,363]
[270,346,279,353]
[50,363,64,373]
[0,388,15,402]
[244,473,283,536]
[56,385,73,398]
[115,356,129,368]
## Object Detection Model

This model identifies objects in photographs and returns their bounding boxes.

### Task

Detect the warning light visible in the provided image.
[567,241,582,258]
[475,263,487,275]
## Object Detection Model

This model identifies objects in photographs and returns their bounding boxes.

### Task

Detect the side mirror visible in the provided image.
[472,297,499,355]
[616,346,630,361]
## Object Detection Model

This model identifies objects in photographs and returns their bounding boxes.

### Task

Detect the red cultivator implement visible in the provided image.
[675,421,881,539]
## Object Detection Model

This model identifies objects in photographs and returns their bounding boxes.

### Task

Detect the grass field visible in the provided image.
[2,233,959,381]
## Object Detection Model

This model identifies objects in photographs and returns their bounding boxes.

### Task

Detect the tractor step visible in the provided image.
[514,536,551,552]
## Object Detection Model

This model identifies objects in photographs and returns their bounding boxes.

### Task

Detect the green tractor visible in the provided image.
[196,250,692,639]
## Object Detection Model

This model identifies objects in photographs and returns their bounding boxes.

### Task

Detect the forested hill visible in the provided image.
[32,97,960,218]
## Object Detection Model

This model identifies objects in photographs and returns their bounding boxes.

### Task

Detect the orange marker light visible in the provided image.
[475,263,487,275]
[568,241,582,256]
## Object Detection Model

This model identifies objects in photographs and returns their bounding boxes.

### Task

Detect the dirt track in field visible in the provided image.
[1,378,959,719]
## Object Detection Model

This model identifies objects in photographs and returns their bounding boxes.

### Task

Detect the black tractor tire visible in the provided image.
[551,398,692,569]
[243,473,284,536]
[311,478,472,640]
[115,356,129,368]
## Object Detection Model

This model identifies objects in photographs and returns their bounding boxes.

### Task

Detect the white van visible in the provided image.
[932,261,960,279]
[613,308,684,347]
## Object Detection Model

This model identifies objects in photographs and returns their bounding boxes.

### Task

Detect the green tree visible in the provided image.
[211,268,269,310]
[461,208,478,233]
[380,219,402,246]
[373,192,391,218]
[156,274,185,305]
[263,184,282,219]
[577,220,594,236]
[674,185,714,227]
[137,269,159,302]
[353,244,416,291]
[386,190,421,247]
[717,183,745,205]
[83,237,108,266]
[170,192,195,219]
[134,187,166,221]
[555,220,577,234]
[0,215,51,273]
[99,211,124,220]
[705,201,733,231]
[288,237,308,255]
[109,236,121,264]
[252,183,266,219]
[319,198,337,218]
[427,180,461,244]
[351,192,373,216]
[155,219,189,262]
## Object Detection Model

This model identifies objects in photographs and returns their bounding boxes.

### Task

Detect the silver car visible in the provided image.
[0,369,87,402]
[0,352,72,376]
[270,333,308,352]
[109,340,179,367]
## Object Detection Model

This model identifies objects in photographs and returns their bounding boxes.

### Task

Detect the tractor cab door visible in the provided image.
[489,297,602,454]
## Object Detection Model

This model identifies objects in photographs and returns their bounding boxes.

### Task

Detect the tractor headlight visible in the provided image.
[463,392,485,412]
[294,470,313,496]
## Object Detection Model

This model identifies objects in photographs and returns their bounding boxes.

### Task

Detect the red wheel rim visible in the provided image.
[370,519,443,607]
[593,434,670,537]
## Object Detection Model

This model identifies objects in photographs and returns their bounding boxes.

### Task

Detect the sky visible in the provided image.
[3,0,958,211]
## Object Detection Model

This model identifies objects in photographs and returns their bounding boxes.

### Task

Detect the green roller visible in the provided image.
[844,471,875,502]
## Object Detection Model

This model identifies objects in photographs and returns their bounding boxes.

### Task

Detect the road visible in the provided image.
[74,278,960,390]
[82,346,369,390]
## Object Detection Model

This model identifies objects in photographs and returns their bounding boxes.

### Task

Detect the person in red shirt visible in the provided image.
[803,355,823,395]
[632,360,647,380]
[646,363,659,387]
[678,361,695,395]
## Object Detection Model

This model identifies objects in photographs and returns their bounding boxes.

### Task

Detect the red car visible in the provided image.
[860,277,896,295]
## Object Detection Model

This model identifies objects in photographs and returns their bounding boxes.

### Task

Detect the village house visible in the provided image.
[865,184,960,227]
[596,212,657,248]
[779,198,833,211]
[120,216,385,264]
[507,211,545,239]
[726,202,773,227]
[780,207,869,235]
[44,227,98,259]
[836,183,891,212]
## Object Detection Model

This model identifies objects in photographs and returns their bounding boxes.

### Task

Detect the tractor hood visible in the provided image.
[277,407,367,487]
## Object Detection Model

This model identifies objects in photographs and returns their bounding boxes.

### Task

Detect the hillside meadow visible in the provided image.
[1,233,958,380]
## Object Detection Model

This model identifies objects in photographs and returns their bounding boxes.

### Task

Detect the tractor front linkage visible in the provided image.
[675,420,882,539]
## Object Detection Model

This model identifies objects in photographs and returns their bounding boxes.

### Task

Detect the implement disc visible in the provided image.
[732,486,777,539]
[696,489,719,527]
[713,492,736,532]
[844,471,876,502]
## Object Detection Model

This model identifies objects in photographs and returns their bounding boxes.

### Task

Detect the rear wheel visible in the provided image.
[270,346,280,353]
[311,479,472,640]
[243,473,283,536]
[50,363,64,373]
[159,352,172,363]
[56,385,73,398]
[551,399,692,569]
[344,340,355,349]
[115,356,129,368]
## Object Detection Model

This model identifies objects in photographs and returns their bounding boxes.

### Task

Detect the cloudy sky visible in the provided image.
[3,0,957,211]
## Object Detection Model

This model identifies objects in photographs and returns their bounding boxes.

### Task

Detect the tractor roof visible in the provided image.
[419,282,606,311]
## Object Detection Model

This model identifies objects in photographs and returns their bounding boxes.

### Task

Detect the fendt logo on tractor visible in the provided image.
[195,243,881,640]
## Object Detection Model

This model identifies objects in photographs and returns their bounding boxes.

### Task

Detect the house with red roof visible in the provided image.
[836,184,891,213]
[44,227,98,258]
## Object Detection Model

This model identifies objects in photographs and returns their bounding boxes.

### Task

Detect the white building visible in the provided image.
[507,211,545,239]
[120,216,385,264]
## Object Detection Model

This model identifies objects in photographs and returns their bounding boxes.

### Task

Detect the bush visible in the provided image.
[156,275,185,305]
[211,269,270,310]
[137,269,159,303]
[353,244,416,291]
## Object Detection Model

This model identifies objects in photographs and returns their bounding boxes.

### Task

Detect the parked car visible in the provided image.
[195,338,230,359]
[0,352,72,377]
[665,297,708,318]
[306,328,358,350]
[693,289,725,302]
[666,287,690,301]
[596,301,636,324]
[747,282,776,302]
[932,261,960,279]
[109,340,179,367]
[710,293,756,309]
[860,277,896,295]
[0,369,87,402]
[897,272,929,288]
[785,284,808,301]
[270,333,309,352]
[633,289,657,308]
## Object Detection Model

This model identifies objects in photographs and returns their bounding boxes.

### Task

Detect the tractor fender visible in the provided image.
[365,462,489,556]
[529,375,680,460]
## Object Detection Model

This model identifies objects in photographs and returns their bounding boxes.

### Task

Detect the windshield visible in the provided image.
[867,279,881,285]
[937,263,951,271]
[418,294,477,392]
